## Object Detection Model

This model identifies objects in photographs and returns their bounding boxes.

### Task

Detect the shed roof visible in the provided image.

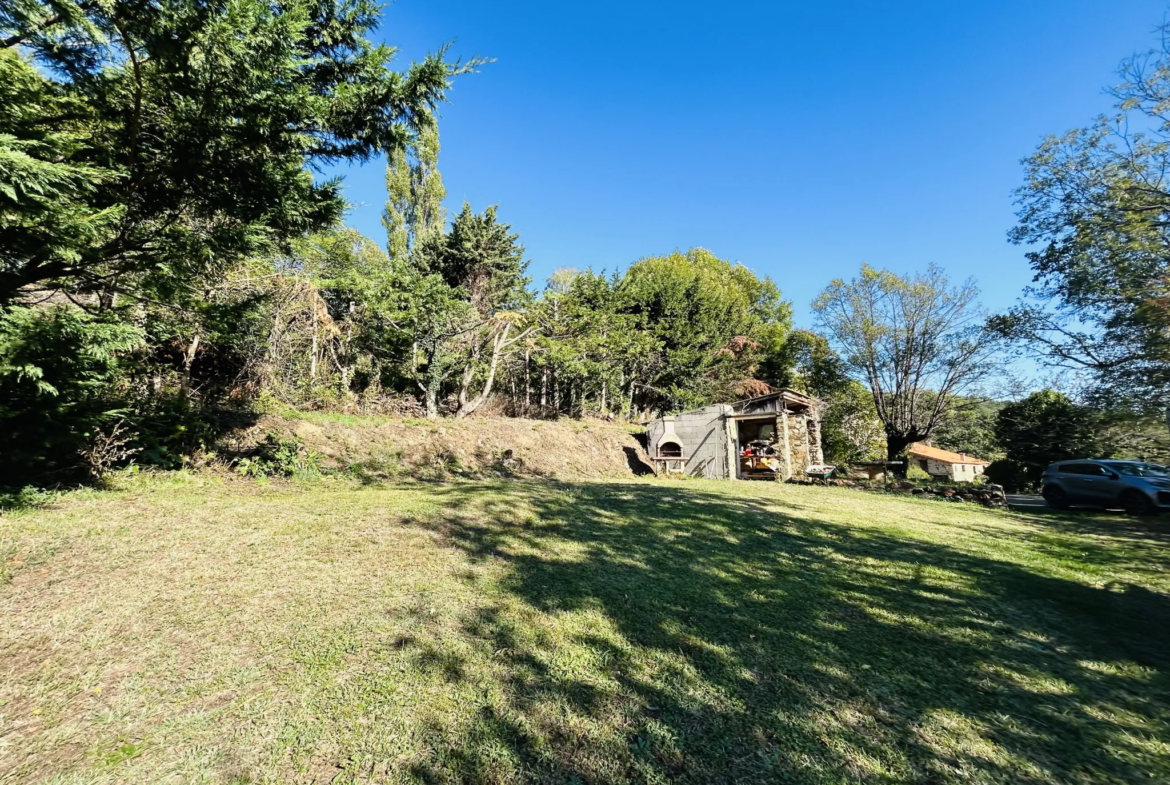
[731,388,817,415]
[907,443,990,466]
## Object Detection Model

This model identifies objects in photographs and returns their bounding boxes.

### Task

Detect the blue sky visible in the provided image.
[331,0,1169,329]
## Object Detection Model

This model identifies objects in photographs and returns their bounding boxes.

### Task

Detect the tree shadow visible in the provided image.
[622,446,655,477]
[404,481,1170,784]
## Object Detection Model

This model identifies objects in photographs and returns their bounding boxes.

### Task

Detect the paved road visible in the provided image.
[1006,494,1047,509]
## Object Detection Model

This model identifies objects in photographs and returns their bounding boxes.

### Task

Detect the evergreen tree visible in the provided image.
[0,0,464,305]
[387,204,531,418]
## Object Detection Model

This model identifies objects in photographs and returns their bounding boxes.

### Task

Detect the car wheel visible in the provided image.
[1121,490,1155,516]
[1042,486,1070,510]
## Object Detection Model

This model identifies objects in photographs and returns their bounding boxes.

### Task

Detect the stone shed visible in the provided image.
[646,390,824,480]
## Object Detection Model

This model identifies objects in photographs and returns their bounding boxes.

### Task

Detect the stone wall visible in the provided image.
[785,413,811,477]
[807,478,1008,508]
[894,480,1005,507]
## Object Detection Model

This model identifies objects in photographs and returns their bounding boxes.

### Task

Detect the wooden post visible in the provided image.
[780,406,792,480]
[727,411,738,480]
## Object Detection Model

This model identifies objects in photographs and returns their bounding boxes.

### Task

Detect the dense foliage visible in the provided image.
[995,23,1170,411]
[1,0,457,307]
[0,305,141,483]
[930,398,1004,462]
[0,0,463,482]
[6,2,1170,487]
[993,390,1097,489]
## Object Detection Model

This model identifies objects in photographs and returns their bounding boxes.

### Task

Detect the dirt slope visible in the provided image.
[245,413,652,480]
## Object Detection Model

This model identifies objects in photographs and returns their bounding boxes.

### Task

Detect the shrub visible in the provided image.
[0,306,143,486]
[235,434,321,478]
[132,397,236,469]
[907,463,932,481]
[984,458,1032,493]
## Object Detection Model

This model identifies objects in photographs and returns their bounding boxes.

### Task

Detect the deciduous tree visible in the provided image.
[813,264,998,474]
[996,21,1170,411]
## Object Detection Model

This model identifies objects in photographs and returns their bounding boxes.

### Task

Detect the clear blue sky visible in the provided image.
[331,0,1169,328]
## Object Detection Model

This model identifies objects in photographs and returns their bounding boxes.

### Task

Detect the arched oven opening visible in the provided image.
[658,441,683,458]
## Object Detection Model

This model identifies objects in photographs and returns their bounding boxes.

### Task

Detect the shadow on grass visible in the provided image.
[400,481,1170,785]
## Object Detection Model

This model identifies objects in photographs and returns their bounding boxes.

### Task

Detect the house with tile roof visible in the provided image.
[907,443,990,483]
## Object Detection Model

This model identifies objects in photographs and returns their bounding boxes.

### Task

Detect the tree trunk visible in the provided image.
[886,433,913,479]
[418,344,442,420]
[181,331,201,398]
[524,350,531,408]
[456,340,483,413]
[425,382,439,419]
[540,367,548,413]
[600,379,607,415]
[456,325,510,418]
[310,303,318,380]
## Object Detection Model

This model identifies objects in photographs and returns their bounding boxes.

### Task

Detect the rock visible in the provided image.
[911,488,925,495]
[897,481,915,490]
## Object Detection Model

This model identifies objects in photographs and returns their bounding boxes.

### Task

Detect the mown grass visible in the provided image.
[1,474,1168,784]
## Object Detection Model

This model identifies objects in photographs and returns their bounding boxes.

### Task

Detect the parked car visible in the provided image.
[1041,460,1170,515]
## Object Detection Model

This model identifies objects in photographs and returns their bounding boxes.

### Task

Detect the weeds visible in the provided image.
[234,434,322,478]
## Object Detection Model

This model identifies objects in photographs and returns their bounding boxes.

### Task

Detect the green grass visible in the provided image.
[2,474,1168,784]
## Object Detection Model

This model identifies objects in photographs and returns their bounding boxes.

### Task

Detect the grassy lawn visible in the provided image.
[2,475,1168,784]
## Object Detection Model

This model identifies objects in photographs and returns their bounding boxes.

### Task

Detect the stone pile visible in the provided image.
[893,481,1008,508]
[790,478,1008,508]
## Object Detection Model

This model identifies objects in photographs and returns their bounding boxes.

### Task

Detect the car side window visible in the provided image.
[1062,463,1105,476]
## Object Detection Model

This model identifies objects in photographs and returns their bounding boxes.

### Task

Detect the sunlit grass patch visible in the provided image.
[1,477,1168,783]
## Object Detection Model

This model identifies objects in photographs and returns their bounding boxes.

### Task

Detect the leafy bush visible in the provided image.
[132,398,239,469]
[0,485,60,512]
[907,463,932,480]
[0,306,143,486]
[235,434,321,478]
[984,459,1033,493]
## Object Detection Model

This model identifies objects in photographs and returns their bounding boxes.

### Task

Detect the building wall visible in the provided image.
[647,405,733,479]
[646,401,825,481]
[919,457,985,482]
[786,413,810,477]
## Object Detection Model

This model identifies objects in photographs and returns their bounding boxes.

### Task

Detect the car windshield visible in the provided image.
[1105,462,1170,478]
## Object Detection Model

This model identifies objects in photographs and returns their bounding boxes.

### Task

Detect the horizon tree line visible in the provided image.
[4,0,1170,485]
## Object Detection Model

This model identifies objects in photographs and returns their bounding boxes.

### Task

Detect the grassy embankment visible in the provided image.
[2,473,1168,784]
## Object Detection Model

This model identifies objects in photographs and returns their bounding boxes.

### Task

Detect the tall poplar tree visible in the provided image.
[383,124,447,260]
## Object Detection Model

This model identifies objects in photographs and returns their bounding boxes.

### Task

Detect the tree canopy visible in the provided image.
[813,264,998,471]
[0,0,462,306]
[995,23,1170,411]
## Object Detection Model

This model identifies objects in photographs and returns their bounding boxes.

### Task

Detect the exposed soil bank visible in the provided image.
[235,413,653,480]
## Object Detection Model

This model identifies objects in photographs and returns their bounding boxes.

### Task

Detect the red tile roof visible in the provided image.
[907,443,990,466]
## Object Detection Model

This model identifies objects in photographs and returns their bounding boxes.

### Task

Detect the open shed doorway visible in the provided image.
[735,417,782,480]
